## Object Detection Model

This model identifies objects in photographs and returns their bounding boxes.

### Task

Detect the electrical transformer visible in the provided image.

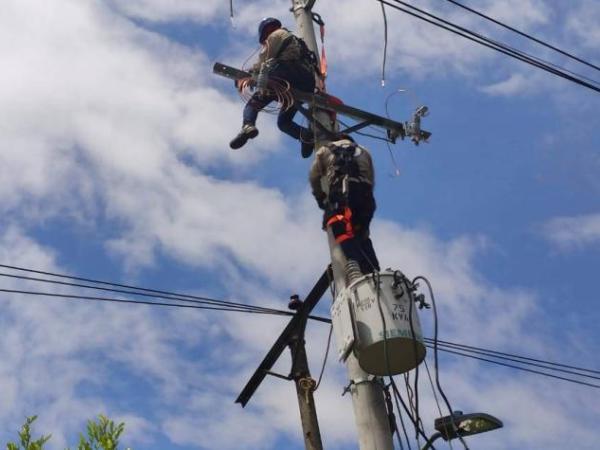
[331,269,426,376]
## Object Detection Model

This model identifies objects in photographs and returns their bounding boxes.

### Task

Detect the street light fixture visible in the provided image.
[421,411,503,449]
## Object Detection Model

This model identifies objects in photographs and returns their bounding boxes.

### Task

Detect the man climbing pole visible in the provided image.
[229,17,319,158]
[309,134,380,280]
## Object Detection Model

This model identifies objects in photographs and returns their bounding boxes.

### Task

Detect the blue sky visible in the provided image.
[0,0,599,449]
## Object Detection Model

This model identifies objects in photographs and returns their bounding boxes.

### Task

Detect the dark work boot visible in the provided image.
[229,124,259,150]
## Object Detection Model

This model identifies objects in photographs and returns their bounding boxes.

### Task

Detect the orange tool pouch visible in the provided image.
[326,207,354,244]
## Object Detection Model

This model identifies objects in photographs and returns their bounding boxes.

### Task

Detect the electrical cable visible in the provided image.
[425,344,600,390]
[241,46,260,73]
[394,388,414,450]
[0,271,282,316]
[4,264,599,386]
[3,283,599,392]
[403,274,422,442]
[419,338,600,386]
[427,337,600,376]
[0,263,259,306]
[403,372,420,444]
[413,275,469,450]
[383,91,407,176]
[390,379,435,445]
[424,359,454,450]
[423,3,600,87]
[379,0,600,94]
[426,338,600,381]
[382,0,600,91]
[0,288,291,316]
[440,0,600,73]
[314,324,333,390]
[384,382,406,450]
[384,0,600,90]
[379,0,389,86]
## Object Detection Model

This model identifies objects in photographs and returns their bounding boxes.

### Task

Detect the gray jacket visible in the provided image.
[252,28,304,72]
[309,139,375,204]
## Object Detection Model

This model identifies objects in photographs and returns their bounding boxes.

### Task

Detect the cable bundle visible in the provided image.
[237,76,295,114]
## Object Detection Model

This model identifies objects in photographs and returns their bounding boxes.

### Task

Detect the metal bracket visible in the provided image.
[339,119,375,135]
[265,370,293,381]
[342,375,379,396]
[404,106,431,145]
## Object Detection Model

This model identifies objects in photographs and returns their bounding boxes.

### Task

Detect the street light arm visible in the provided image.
[421,432,442,450]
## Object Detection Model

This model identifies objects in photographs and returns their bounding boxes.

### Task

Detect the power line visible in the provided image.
[383,0,600,90]
[0,264,332,323]
[0,271,281,316]
[379,0,389,86]
[0,264,288,316]
[426,338,600,380]
[379,0,600,93]
[440,0,600,73]
[2,264,598,387]
[385,0,600,89]
[0,287,289,316]
[427,344,600,390]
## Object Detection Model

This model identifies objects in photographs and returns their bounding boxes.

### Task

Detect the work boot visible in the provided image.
[229,124,259,150]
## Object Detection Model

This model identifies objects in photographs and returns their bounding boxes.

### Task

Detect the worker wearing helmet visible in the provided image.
[309,135,380,278]
[230,17,317,158]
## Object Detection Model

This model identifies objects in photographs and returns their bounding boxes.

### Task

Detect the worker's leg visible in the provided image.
[276,105,302,139]
[349,184,380,273]
[243,92,273,126]
[273,62,316,157]
[277,106,315,158]
[358,234,380,273]
[230,93,274,149]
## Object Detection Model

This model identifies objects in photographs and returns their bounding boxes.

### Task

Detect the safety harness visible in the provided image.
[325,142,361,244]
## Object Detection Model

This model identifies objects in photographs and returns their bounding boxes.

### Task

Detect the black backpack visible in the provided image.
[275,34,319,74]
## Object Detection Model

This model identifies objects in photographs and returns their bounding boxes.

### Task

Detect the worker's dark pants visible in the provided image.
[243,62,315,141]
[326,183,380,274]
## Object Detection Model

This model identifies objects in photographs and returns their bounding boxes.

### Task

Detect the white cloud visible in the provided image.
[0,1,598,449]
[480,73,534,96]
[483,0,551,28]
[108,0,227,23]
[566,0,600,50]
[541,212,600,250]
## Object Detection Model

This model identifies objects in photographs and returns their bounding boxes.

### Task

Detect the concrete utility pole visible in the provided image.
[290,2,394,449]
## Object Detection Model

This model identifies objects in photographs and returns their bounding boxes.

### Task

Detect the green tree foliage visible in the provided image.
[5,415,130,450]
[73,415,125,450]
[6,416,51,450]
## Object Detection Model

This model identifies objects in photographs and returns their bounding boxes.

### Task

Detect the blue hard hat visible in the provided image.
[258,17,282,43]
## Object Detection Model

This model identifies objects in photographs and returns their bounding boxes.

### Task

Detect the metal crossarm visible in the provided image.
[235,267,331,407]
[212,62,431,144]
